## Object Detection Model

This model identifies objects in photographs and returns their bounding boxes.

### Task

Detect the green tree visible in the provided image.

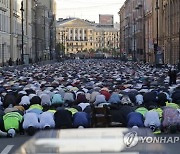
[102,47,108,53]
[89,48,95,53]
[82,49,87,53]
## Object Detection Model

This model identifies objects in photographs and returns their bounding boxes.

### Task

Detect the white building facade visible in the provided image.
[10,0,33,64]
[0,0,11,65]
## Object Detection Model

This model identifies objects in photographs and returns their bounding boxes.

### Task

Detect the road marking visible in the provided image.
[0,145,14,154]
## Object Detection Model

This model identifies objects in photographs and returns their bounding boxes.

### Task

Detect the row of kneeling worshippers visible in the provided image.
[0,85,180,137]
[0,60,180,137]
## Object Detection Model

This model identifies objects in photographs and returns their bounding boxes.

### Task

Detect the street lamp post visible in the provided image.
[20,1,24,64]
[142,3,146,63]
[133,17,136,62]
[63,30,65,56]
[155,0,159,65]
[2,43,5,66]
[178,28,180,70]
[61,30,65,57]
[178,1,180,70]
[49,14,55,60]
[136,2,146,63]
[34,0,38,62]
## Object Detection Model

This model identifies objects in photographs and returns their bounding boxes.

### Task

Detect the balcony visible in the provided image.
[0,7,7,12]
[135,5,139,10]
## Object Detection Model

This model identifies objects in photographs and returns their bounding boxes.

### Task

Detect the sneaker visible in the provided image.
[169,125,177,134]
[149,125,156,132]
[0,130,7,137]
[7,129,16,138]
[132,126,139,130]
[44,125,50,130]
[26,126,36,136]
[78,126,84,129]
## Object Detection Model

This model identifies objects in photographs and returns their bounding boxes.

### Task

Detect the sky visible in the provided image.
[56,0,126,23]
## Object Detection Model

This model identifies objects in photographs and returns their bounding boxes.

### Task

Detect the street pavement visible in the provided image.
[0,135,31,154]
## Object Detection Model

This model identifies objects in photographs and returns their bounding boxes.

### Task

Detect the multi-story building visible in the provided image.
[0,0,56,65]
[119,0,145,62]
[56,18,95,54]
[10,0,33,64]
[32,0,56,62]
[0,0,33,65]
[144,0,154,63]
[119,0,180,64]
[56,18,119,56]
[94,26,120,56]
[119,5,126,58]
[161,0,180,64]
[0,0,11,65]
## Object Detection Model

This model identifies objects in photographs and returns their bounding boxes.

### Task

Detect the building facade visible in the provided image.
[32,0,56,62]
[119,0,180,64]
[56,18,120,56]
[10,0,33,64]
[161,0,180,64]
[94,26,120,57]
[119,4,126,58]
[119,0,145,61]
[144,0,154,63]
[0,0,33,65]
[0,0,56,65]
[0,0,11,65]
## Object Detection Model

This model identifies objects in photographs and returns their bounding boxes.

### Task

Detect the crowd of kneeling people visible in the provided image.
[0,60,180,138]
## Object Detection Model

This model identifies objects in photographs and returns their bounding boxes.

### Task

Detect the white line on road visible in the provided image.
[0,145,14,154]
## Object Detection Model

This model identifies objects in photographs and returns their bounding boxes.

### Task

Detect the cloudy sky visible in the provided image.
[56,0,125,23]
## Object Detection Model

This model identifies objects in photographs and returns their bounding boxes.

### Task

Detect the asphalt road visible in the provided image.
[0,135,31,154]
[0,129,180,154]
